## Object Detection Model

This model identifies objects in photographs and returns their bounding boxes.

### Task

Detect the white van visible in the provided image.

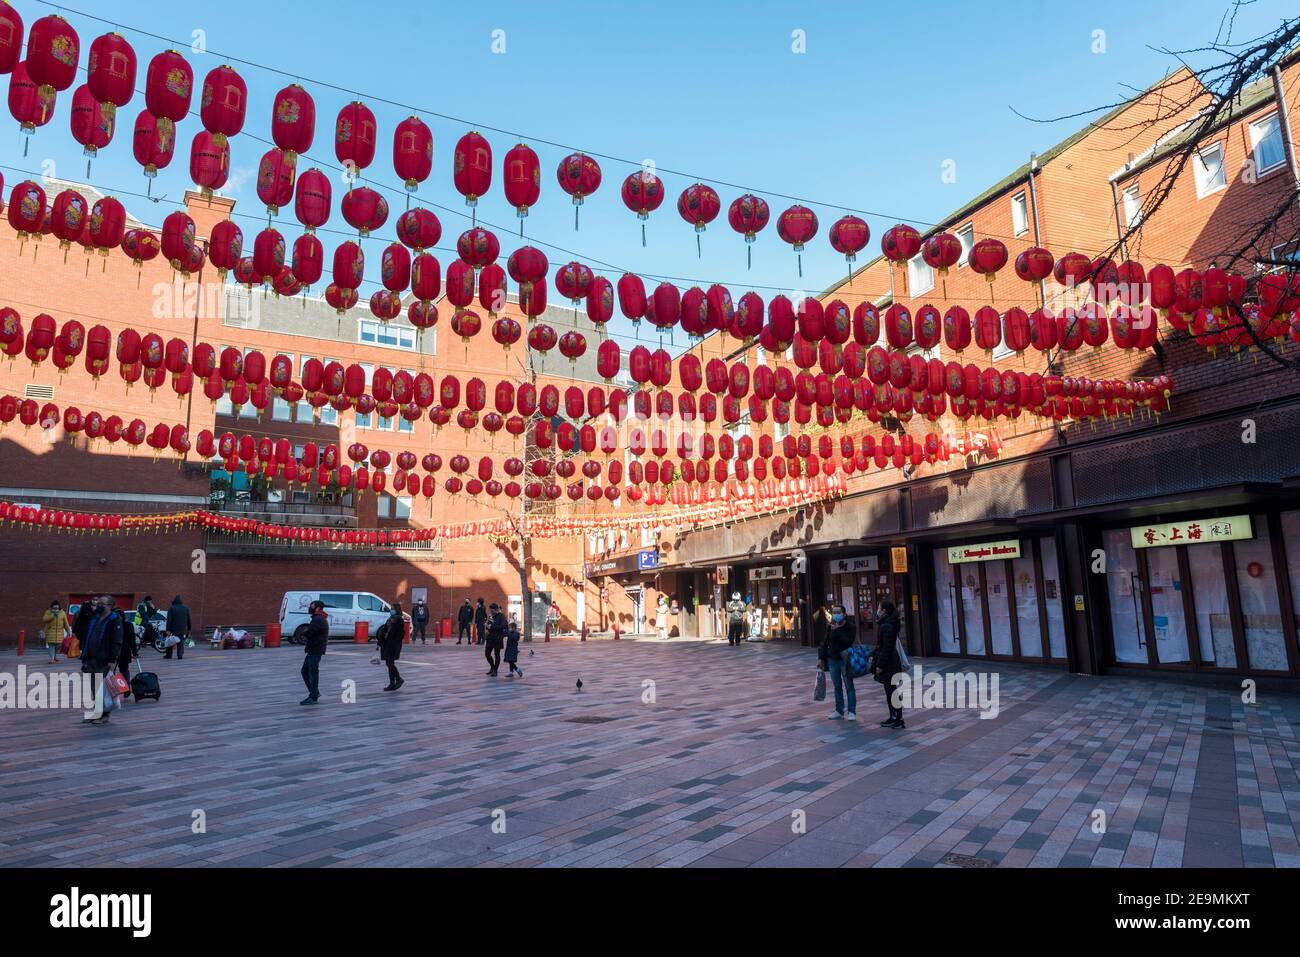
[279,591,404,643]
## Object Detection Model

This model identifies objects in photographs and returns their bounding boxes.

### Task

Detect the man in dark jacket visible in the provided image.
[873,601,905,729]
[473,598,488,645]
[164,595,191,660]
[456,600,474,644]
[71,598,94,644]
[411,598,430,644]
[483,603,507,676]
[378,603,405,691]
[300,600,329,705]
[80,595,125,725]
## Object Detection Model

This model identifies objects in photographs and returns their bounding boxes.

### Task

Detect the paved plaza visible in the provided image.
[2,637,1299,868]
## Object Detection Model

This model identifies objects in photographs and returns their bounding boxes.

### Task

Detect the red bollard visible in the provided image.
[403,620,411,644]
[16,628,24,656]
[581,625,587,642]
[544,620,551,643]
[265,623,282,648]
[353,620,369,644]
[613,625,620,641]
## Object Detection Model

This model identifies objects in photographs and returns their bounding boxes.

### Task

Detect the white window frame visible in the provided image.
[272,395,292,422]
[1011,192,1029,237]
[1249,112,1285,176]
[955,224,974,266]
[907,253,934,296]
[991,313,1015,361]
[1193,142,1227,198]
[358,319,416,351]
[1121,184,1142,229]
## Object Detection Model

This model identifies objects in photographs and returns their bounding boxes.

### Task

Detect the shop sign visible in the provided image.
[948,539,1021,564]
[716,565,729,584]
[1129,515,1252,549]
[638,549,659,570]
[751,565,785,581]
[585,559,618,578]
[830,555,878,574]
[891,547,909,574]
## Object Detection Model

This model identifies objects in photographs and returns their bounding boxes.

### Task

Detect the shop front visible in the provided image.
[738,562,801,640]
[929,536,1070,663]
[1098,510,1300,676]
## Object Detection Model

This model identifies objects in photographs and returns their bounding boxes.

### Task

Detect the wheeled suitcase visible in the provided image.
[130,671,161,702]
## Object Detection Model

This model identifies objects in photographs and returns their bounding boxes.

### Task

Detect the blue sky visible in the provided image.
[6,0,1293,347]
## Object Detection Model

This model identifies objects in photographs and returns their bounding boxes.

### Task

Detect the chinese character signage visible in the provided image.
[1129,515,1252,549]
[891,547,909,574]
[751,565,785,581]
[947,539,1022,564]
[830,555,878,574]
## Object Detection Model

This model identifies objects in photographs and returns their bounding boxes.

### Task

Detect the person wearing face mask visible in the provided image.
[873,600,905,729]
[42,600,69,663]
[79,596,125,725]
[817,604,858,720]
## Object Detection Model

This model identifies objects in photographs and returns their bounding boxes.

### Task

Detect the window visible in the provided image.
[272,395,292,422]
[319,593,355,610]
[991,313,1015,361]
[355,411,373,430]
[359,319,415,350]
[319,404,337,426]
[956,224,974,266]
[1011,192,1029,237]
[755,346,767,367]
[377,413,394,431]
[1193,142,1227,197]
[377,494,412,519]
[215,390,233,416]
[397,416,414,433]
[907,253,934,296]
[775,420,790,441]
[1250,113,1285,175]
[1122,184,1141,228]
[357,594,389,612]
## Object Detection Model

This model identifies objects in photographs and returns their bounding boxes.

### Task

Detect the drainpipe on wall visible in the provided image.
[1272,64,1300,191]
[1109,179,1129,259]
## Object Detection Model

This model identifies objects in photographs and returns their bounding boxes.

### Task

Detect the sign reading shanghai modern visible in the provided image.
[1129,515,1253,549]
[947,539,1022,564]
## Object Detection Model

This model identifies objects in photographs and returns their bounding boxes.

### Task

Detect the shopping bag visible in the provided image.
[896,640,912,672]
[846,644,873,678]
[106,670,130,698]
[813,669,826,702]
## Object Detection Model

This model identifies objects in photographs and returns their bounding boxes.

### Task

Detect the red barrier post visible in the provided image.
[581,625,587,642]
[613,625,620,641]
[544,620,551,643]
[403,620,411,644]
[16,628,24,656]
[265,623,282,648]
[353,620,369,644]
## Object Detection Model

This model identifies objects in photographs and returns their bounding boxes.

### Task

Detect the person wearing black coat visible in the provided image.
[299,601,329,705]
[456,600,474,644]
[473,598,488,645]
[873,601,905,728]
[411,598,429,645]
[72,599,94,644]
[503,616,523,677]
[164,595,191,660]
[378,603,405,691]
[483,604,507,676]
[80,596,125,725]
[817,604,859,720]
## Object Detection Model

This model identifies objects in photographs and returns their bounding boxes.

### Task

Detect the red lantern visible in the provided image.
[555,261,594,303]
[335,101,377,179]
[922,232,962,293]
[397,207,441,251]
[370,290,402,322]
[88,196,125,257]
[333,241,365,290]
[189,129,229,197]
[272,84,314,159]
[621,170,664,245]
[144,49,192,124]
[257,147,296,217]
[328,285,360,315]
[200,64,245,143]
[9,60,56,142]
[394,115,434,192]
[727,193,770,269]
[776,205,819,276]
[132,110,175,182]
[969,238,1008,288]
[49,188,87,249]
[559,331,587,364]
[556,152,601,229]
[1015,247,1054,285]
[829,215,869,275]
[253,227,285,281]
[381,242,412,293]
[457,227,499,268]
[292,233,324,287]
[6,179,43,240]
[341,186,388,236]
[453,130,492,206]
[294,168,331,232]
[69,84,114,163]
[25,15,79,100]
[617,273,646,325]
[0,3,20,75]
[411,252,441,303]
[677,183,721,256]
[492,316,521,350]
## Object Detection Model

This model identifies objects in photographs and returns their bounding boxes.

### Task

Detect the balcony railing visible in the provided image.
[209,497,358,526]
[203,527,443,560]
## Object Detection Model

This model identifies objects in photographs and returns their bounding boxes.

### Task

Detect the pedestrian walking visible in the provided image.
[299,599,329,706]
[655,595,669,640]
[411,597,429,644]
[473,598,488,645]
[873,600,905,729]
[456,599,473,644]
[164,595,191,660]
[42,600,69,663]
[484,603,507,676]
[818,604,858,721]
[79,596,125,725]
[379,603,405,691]
[725,592,748,646]
[504,616,523,677]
